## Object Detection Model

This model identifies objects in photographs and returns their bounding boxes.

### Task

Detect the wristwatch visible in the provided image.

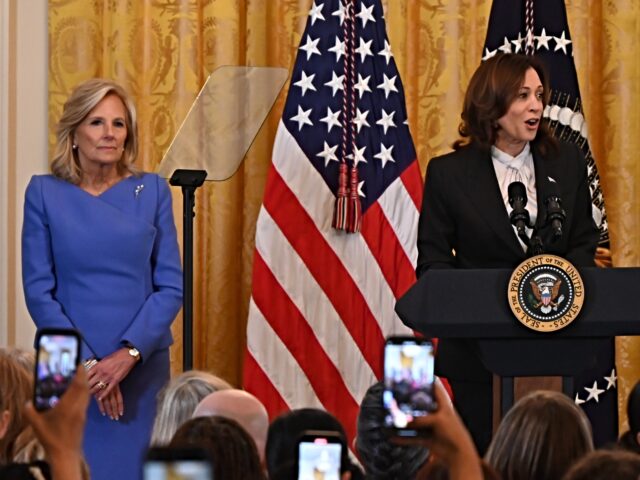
[127,346,141,362]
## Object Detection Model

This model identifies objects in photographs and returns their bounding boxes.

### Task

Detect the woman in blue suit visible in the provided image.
[22,79,183,480]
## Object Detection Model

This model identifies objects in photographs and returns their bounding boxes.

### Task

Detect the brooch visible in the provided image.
[134,184,145,198]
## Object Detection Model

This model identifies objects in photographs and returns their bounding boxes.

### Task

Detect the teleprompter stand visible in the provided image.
[158,67,288,370]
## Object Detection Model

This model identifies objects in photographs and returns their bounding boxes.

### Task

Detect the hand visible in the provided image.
[394,380,482,479]
[23,368,89,480]
[97,384,124,421]
[87,348,137,400]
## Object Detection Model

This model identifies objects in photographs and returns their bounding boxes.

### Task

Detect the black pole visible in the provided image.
[169,169,207,371]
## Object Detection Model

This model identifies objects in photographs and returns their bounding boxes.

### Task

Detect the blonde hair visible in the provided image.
[50,78,139,184]
[485,390,593,480]
[150,370,232,446]
[0,348,34,464]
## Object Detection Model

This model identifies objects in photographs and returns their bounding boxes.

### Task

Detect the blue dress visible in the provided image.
[22,173,183,480]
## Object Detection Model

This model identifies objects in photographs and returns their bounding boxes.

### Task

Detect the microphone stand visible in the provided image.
[170,169,207,371]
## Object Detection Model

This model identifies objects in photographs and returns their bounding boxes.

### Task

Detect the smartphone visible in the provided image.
[297,430,342,480]
[383,336,437,436]
[144,447,213,480]
[34,328,81,411]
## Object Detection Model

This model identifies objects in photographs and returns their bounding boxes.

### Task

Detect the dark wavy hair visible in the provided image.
[356,382,429,479]
[265,408,362,480]
[454,53,557,155]
[169,415,265,480]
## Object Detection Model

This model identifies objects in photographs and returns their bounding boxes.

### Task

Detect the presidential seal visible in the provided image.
[507,254,584,332]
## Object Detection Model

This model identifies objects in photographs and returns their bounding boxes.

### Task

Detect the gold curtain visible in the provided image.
[49,0,640,431]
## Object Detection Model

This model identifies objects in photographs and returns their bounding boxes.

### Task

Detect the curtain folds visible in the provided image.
[48,0,640,431]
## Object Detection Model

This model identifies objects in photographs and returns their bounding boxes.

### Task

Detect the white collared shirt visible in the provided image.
[491,143,537,251]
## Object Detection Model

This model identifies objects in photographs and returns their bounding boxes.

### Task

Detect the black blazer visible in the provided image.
[416,140,599,379]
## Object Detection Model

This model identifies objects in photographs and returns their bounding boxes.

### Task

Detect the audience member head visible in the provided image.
[455,53,556,154]
[192,389,269,465]
[266,408,360,480]
[3,348,35,375]
[419,459,501,480]
[485,390,593,480]
[51,78,139,184]
[0,348,34,464]
[169,415,264,480]
[618,380,640,454]
[562,449,640,480]
[150,370,231,446]
[356,382,429,479]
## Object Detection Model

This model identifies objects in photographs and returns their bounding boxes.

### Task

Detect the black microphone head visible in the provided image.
[508,181,527,207]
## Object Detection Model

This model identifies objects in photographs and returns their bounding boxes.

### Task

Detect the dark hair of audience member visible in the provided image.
[356,382,429,480]
[266,408,362,480]
[618,380,640,454]
[169,415,265,480]
[562,449,640,480]
[485,390,593,480]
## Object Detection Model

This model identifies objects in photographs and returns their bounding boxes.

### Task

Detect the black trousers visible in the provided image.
[447,378,493,456]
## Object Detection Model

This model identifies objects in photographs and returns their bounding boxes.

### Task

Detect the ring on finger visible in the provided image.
[97,381,108,390]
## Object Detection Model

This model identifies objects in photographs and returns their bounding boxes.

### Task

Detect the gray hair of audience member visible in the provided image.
[169,415,265,480]
[485,390,593,480]
[618,380,640,454]
[356,381,429,479]
[150,370,232,446]
[561,449,640,480]
[192,389,269,464]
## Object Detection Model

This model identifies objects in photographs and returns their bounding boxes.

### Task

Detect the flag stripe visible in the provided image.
[255,206,377,403]
[360,201,417,299]
[246,298,321,410]
[400,161,424,211]
[243,350,290,420]
[251,253,359,440]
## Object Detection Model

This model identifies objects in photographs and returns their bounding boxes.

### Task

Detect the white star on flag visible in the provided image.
[584,381,605,403]
[299,35,321,60]
[482,47,497,61]
[350,145,367,165]
[376,109,396,134]
[512,32,524,53]
[356,38,374,62]
[498,36,512,53]
[604,369,617,390]
[317,141,339,166]
[377,74,398,99]
[574,393,585,406]
[308,2,325,25]
[328,36,346,62]
[378,40,393,65]
[354,74,372,98]
[324,71,344,97]
[357,3,376,28]
[290,105,313,131]
[352,108,370,132]
[535,28,552,50]
[320,107,341,132]
[374,143,395,168]
[331,1,345,25]
[294,71,317,96]
[554,31,572,54]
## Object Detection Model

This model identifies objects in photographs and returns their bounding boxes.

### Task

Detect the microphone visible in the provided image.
[508,181,531,241]
[545,184,566,240]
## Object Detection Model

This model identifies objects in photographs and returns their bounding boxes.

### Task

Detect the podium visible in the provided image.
[395,267,640,415]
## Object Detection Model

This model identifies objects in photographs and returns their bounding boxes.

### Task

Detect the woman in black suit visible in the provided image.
[416,53,600,453]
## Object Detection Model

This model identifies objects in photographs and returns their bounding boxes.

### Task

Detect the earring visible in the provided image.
[72,144,78,149]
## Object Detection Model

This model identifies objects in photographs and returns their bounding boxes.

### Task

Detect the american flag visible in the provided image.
[243,0,422,441]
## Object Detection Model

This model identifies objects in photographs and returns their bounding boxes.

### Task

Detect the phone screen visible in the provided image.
[383,337,436,432]
[34,330,80,411]
[143,461,212,480]
[144,447,213,480]
[298,436,342,480]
